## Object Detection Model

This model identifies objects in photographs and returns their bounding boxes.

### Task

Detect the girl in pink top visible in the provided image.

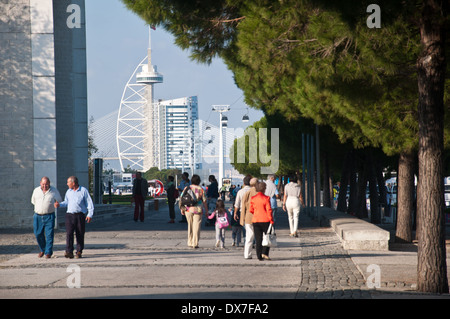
[208,199,229,248]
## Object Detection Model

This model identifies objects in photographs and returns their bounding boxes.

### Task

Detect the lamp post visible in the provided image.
[212,105,230,189]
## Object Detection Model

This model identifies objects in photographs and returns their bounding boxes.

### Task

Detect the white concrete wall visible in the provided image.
[30,0,57,188]
[0,0,88,228]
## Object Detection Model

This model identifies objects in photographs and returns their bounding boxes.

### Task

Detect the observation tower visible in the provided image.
[117,28,163,172]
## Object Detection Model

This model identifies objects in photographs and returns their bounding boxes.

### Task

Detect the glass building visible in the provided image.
[157,96,201,172]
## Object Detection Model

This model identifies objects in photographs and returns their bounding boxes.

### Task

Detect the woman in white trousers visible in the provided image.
[282,175,304,237]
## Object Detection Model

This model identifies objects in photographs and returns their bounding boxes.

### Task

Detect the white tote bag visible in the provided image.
[262,224,277,247]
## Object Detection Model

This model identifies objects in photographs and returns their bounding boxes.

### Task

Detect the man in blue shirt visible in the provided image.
[55,176,94,259]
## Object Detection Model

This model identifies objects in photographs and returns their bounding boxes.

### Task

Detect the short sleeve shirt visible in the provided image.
[187,185,206,214]
[285,182,301,198]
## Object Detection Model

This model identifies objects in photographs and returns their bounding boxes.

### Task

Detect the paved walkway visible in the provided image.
[0,201,449,301]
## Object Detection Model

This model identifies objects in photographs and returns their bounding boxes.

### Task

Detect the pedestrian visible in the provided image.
[233,175,252,247]
[31,176,62,258]
[220,184,227,201]
[230,206,242,247]
[132,172,148,222]
[282,175,305,237]
[240,177,258,259]
[54,176,94,259]
[166,176,176,223]
[208,199,228,249]
[265,174,280,221]
[249,181,274,261]
[178,172,190,223]
[183,174,208,248]
[206,175,219,226]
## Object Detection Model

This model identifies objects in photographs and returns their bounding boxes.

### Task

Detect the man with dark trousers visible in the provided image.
[55,176,94,259]
[132,172,148,222]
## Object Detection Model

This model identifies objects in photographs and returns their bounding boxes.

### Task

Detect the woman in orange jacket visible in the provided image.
[249,181,274,261]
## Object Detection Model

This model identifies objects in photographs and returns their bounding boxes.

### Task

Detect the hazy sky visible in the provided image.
[85,0,264,129]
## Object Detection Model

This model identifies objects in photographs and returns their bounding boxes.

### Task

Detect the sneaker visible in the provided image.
[215,240,220,248]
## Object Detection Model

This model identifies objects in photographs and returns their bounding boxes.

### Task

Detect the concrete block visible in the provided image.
[319,207,390,251]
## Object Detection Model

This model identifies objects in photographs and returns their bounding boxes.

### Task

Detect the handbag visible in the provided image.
[262,224,277,247]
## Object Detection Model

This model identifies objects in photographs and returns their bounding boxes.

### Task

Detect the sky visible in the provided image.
[85,0,264,130]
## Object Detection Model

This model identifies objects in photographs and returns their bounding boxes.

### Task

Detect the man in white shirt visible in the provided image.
[265,174,279,220]
[31,177,62,258]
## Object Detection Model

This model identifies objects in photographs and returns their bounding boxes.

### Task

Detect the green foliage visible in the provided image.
[226,0,424,156]
[143,167,181,183]
[122,0,240,64]
[122,0,449,160]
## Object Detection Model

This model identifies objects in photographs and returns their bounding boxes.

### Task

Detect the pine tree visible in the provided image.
[122,0,449,293]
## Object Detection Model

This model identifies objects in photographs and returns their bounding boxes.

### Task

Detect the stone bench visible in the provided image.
[318,207,390,251]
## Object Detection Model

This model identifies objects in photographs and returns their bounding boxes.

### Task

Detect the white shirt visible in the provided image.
[284,182,302,198]
[234,185,251,209]
[265,179,277,198]
[31,186,62,215]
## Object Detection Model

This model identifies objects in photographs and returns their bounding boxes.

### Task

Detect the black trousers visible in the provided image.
[65,213,86,253]
[253,222,270,260]
[168,199,175,219]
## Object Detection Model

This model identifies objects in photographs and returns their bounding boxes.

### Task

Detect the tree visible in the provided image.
[416,0,448,294]
[122,0,449,293]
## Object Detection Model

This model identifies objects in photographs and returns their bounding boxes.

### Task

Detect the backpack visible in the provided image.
[180,186,198,206]
[217,211,229,229]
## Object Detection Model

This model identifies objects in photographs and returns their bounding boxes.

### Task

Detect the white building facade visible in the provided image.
[0,0,89,228]
[158,96,201,172]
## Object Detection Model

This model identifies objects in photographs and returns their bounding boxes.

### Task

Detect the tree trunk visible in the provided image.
[322,151,332,208]
[348,162,358,215]
[356,156,368,219]
[396,151,415,243]
[337,150,352,212]
[375,160,387,208]
[416,0,448,294]
[367,150,381,224]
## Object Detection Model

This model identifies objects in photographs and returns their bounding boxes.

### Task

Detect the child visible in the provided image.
[208,199,229,249]
[230,207,242,247]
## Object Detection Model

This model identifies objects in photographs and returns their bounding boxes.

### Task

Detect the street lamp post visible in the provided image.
[212,105,230,189]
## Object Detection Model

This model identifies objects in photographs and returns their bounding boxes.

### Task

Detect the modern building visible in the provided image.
[157,96,200,172]
[0,0,89,228]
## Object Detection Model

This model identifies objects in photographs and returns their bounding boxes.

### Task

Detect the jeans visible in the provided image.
[215,224,226,247]
[232,225,242,245]
[33,213,55,255]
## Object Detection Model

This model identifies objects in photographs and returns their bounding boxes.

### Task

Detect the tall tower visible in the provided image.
[136,28,163,171]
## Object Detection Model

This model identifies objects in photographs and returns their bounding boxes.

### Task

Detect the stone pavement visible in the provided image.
[1,201,449,301]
